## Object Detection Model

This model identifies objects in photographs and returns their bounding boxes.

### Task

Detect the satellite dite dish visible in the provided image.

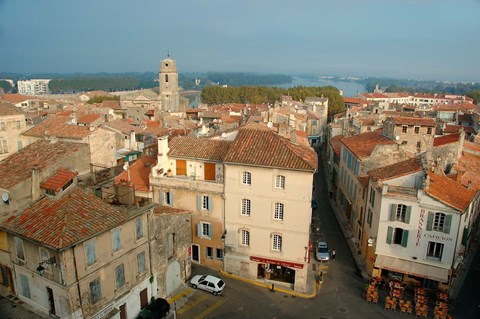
[123,162,129,171]
[2,192,9,203]
[395,135,400,141]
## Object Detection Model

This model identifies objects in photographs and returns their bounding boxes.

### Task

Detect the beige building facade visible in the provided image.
[0,102,27,162]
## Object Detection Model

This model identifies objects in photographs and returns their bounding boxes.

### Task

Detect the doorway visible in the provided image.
[192,244,199,263]
[166,261,181,296]
[46,287,55,315]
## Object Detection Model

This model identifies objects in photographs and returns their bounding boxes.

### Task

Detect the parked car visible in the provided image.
[190,275,225,295]
[316,241,330,261]
[138,298,170,319]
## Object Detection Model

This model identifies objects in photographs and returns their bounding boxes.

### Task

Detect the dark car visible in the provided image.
[138,298,170,319]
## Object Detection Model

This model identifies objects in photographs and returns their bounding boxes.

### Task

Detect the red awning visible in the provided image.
[250,256,304,269]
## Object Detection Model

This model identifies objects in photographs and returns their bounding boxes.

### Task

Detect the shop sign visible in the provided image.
[416,209,425,246]
[250,256,304,269]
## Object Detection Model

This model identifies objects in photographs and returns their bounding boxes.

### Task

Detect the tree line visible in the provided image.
[49,77,139,93]
[201,85,345,117]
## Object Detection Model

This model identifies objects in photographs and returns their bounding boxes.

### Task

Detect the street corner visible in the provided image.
[167,286,194,307]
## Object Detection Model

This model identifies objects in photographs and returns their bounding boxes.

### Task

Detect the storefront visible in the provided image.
[250,256,303,285]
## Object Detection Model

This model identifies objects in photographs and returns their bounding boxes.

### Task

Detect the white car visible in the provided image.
[316,241,330,261]
[190,275,225,295]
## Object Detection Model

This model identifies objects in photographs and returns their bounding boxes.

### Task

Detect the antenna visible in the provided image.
[167,49,170,58]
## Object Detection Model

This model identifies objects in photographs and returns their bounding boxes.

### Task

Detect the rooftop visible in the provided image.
[41,169,77,192]
[168,137,233,162]
[368,157,423,181]
[115,156,156,192]
[22,115,91,139]
[425,172,476,212]
[342,129,396,160]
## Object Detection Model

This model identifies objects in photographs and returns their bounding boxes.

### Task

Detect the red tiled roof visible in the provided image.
[425,172,476,212]
[0,140,89,189]
[154,206,191,215]
[223,123,317,171]
[41,169,77,192]
[115,156,156,192]
[169,137,233,161]
[368,158,423,181]
[0,102,24,116]
[342,129,396,160]
[329,135,345,157]
[1,94,37,103]
[104,119,145,134]
[343,97,361,104]
[357,176,369,188]
[433,132,461,147]
[145,109,155,116]
[101,100,121,109]
[391,116,436,127]
[0,188,127,250]
[436,103,476,112]
[23,115,91,139]
[443,125,462,133]
[77,113,101,124]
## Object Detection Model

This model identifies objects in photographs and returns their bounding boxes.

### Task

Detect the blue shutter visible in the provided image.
[390,204,397,221]
[208,196,213,212]
[197,195,202,211]
[208,224,213,239]
[401,230,409,247]
[197,223,202,237]
[444,215,452,234]
[426,212,434,231]
[405,206,412,224]
[386,227,393,244]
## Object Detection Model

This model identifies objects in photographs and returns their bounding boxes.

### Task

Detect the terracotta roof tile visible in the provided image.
[1,94,37,103]
[77,113,101,124]
[391,116,436,127]
[154,206,191,215]
[0,188,127,250]
[224,124,317,171]
[425,172,476,212]
[342,129,396,160]
[0,140,88,189]
[0,102,24,116]
[168,137,233,161]
[115,156,156,192]
[436,103,476,112]
[357,176,369,188]
[368,158,423,181]
[23,115,91,139]
[433,132,461,147]
[41,169,77,192]
[329,135,345,157]
[104,119,145,134]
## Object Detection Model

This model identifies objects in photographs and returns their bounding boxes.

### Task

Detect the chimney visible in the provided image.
[468,180,472,189]
[31,165,41,201]
[130,130,136,150]
[154,136,170,177]
[290,131,297,144]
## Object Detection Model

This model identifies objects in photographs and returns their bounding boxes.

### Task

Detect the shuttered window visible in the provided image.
[135,219,144,239]
[137,252,146,274]
[390,204,411,223]
[86,239,96,266]
[197,194,213,212]
[90,278,102,304]
[115,264,125,289]
[427,212,452,234]
[176,160,187,176]
[112,228,121,252]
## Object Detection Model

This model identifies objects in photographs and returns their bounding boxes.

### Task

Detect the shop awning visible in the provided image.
[375,255,449,282]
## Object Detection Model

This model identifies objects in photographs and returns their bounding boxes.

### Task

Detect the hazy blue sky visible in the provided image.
[1,0,479,81]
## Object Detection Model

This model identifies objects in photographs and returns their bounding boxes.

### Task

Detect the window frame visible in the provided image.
[242,171,252,186]
[135,218,144,240]
[275,175,285,190]
[274,202,284,221]
[115,263,125,290]
[272,234,283,251]
[112,227,121,252]
[241,229,250,246]
[241,198,251,216]
[137,251,146,275]
[426,241,444,261]
[433,212,446,232]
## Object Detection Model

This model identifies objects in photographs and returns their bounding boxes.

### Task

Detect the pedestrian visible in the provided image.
[331,248,336,260]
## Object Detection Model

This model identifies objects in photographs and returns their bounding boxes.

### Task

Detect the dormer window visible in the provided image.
[41,169,77,196]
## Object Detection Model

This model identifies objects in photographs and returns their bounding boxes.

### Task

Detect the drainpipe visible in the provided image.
[222,164,226,273]
[72,246,85,318]
[147,209,155,298]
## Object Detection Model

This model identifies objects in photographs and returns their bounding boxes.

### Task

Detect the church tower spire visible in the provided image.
[159,56,180,112]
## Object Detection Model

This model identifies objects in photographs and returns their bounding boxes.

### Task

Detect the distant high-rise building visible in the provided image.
[159,57,181,112]
[17,79,51,95]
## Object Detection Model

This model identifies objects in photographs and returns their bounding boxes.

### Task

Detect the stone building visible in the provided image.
[0,102,27,162]
[159,57,188,113]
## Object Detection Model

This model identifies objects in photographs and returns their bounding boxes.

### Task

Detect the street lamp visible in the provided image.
[36,256,56,276]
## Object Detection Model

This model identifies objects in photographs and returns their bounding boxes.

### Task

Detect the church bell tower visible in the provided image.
[159,56,180,112]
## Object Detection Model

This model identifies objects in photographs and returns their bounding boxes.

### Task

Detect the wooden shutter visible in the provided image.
[170,190,174,205]
[426,212,434,231]
[208,196,213,212]
[444,215,452,234]
[405,206,412,224]
[386,226,393,244]
[176,160,187,176]
[159,191,163,205]
[197,223,202,237]
[390,204,397,221]
[462,227,469,246]
[208,224,213,239]
[140,288,148,309]
[204,163,216,181]
[197,195,202,211]
[401,230,409,247]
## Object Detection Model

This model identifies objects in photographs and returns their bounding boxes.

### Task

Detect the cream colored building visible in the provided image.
[0,186,156,319]
[0,102,27,161]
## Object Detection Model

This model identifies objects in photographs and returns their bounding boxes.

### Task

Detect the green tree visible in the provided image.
[0,80,13,93]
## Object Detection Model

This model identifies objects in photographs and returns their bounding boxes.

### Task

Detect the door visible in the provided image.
[140,288,148,309]
[192,245,199,263]
[204,163,216,181]
[47,287,56,315]
[120,303,127,319]
[166,261,181,296]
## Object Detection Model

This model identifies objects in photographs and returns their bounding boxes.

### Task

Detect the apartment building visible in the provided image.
[17,79,51,96]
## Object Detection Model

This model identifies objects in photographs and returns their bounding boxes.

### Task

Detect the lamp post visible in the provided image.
[36,256,56,276]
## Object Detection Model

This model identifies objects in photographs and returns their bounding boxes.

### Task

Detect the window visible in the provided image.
[242,171,251,185]
[369,187,375,206]
[0,122,5,131]
[206,247,213,259]
[162,190,172,205]
[137,252,146,274]
[198,222,212,238]
[216,248,223,259]
[414,126,420,134]
[402,126,407,133]
[416,142,421,149]
[386,226,409,247]
[86,239,96,266]
[426,241,444,260]
[198,194,212,211]
[241,199,251,216]
[135,219,144,240]
[241,229,250,246]
[390,204,411,223]
[16,120,21,129]
[427,127,432,134]
[115,264,125,289]
[165,74,169,83]
[272,234,282,251]
[39,248,50,272]
[15,237,25,261]
[167,233,175,257]
[275,175,285,189]
[274,203,284,220]
[427,212,452,234]
[89,278,102,304]
[112,228,121,252]
[367,209,373,228]
[20,274,31,299]
[0,140,7,154]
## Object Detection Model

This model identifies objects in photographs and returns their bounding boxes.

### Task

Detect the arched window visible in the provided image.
[274,202,284,220]
[241,199,251,216]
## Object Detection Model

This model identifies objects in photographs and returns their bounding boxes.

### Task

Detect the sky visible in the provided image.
[1,0,479,81]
